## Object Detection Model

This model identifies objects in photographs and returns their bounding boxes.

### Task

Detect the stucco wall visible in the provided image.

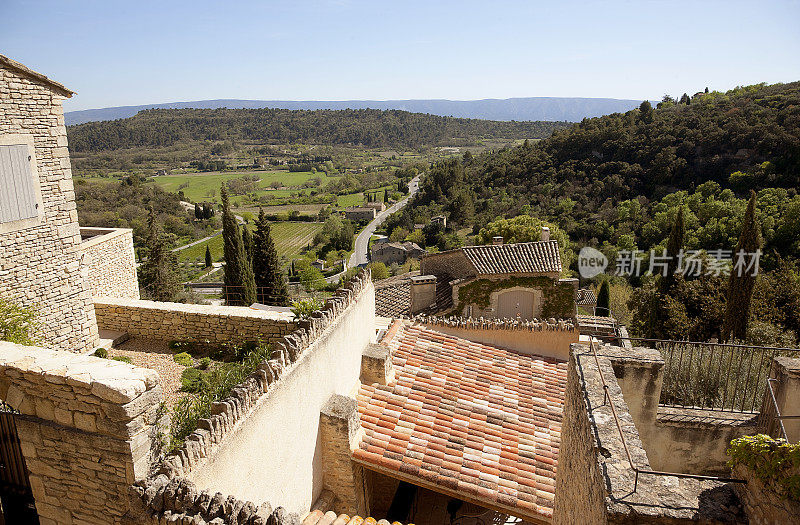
[80,227,140,299]
[187,280,375,514]
[94,297,296,344]
[416,316,578,361]
[0,62,98,352]
[0,340,163,525]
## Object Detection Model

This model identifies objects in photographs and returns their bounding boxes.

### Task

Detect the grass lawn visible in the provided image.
[148,170,334,202]
[177,222,323,265]
[337,192,365,207]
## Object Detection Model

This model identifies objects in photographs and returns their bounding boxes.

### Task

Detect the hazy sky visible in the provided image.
[2,0,799,112]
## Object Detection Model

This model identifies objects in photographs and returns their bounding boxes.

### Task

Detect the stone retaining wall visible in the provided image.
[414,315,578,360]
[94,297,296,345]
[732,463,800,525]
[80,227,140,299]
[131,271,375,524]
[0,340,163,524]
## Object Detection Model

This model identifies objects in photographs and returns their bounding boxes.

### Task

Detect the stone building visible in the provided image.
[0,54,99,353]
[343,206,376,223]
[369,240,425,266]
[374,231,578,320]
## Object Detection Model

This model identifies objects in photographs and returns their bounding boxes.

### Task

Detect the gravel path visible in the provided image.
[109,339,187,407]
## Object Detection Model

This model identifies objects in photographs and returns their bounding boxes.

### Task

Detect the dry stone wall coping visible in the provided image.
[412,314,576,332]
[131,270,374,525]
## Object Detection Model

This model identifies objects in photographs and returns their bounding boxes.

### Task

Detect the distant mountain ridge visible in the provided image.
[65,97,654,126]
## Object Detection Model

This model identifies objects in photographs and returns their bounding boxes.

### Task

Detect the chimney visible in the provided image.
[541,227,550,242]
[410,275,437,314]
[492,236,504,246]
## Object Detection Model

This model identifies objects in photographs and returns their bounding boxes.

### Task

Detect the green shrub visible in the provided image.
[93,348,108,358]
[290,298,323,321]
[180,367,206,392]
[112,356,132,364]
[173,352,193,366]
[198,357,211,370]
[728,434,800,501]
[169,343,271,450]
[0,298,38,345]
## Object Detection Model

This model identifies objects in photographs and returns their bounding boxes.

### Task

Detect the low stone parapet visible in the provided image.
[94,296,296,345]
[0,340,163,524]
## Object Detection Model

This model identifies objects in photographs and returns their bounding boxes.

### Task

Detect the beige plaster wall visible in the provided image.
[0,63,98,352]
[80,227,140,299]
[187,282,375,514]
[417,320,578,361]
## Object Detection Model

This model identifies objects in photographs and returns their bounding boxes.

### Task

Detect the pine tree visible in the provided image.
[221,185,256,306]
[722,192,762,342]
[252,209,289,305]
[660,206,685,294]
[139,208,182,302]
[205,245,213,268]
[596,280,610,317]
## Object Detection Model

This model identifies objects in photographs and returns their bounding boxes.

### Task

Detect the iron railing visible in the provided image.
[587,336,746,491]
[762,377,800,442]
[612,335,800,413]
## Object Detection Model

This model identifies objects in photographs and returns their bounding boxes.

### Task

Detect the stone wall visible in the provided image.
[0,340,163,525]
[732,463,800,525]
[0,59,98,353]
[80,227,140,299]
[553,343,746,524]
[94,297,296,345]
[414,315,578,361]
[131,271,376,524]
[601,345,759,475]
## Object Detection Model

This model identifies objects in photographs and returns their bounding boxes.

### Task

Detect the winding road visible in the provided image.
[349,175,420,268]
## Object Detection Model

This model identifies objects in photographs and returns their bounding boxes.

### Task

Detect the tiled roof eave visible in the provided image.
[350,455,552,525]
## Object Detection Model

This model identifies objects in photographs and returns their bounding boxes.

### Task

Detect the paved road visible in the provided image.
[348,175,421,269]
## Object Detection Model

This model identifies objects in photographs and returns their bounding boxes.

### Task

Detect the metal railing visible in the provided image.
[611,335,800,413]
[587,336,746,491]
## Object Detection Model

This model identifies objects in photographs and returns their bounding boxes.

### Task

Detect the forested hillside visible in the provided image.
[67,108,570,152]
[387,82,800,343]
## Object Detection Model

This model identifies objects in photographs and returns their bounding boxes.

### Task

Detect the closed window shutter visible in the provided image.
[0,144,38,224]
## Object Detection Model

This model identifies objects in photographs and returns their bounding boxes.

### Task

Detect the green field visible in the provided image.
[148,170,336,202]
[176,222,323,264]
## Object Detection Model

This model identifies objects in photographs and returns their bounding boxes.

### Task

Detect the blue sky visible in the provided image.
[2,0,799,112]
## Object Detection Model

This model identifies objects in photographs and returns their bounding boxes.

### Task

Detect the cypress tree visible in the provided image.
[194,203,201,220]
[205,245,212,268]
[221,185,256,305]
[242,225,254,261]
[722,192,762,342]
[252,209,289,305]
[596,280,611,317]
[660,206,685,294]
[139,208,182,302]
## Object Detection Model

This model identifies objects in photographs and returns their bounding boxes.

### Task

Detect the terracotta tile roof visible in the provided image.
[355,321,566,522]
[461,241,562,275]
[375,275,412,318]
[374,273,453,318]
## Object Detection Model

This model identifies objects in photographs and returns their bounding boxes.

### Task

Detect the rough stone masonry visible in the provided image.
[0,56,99,352]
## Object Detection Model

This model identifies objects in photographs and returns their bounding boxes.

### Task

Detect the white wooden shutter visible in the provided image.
[0,144,38,223]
